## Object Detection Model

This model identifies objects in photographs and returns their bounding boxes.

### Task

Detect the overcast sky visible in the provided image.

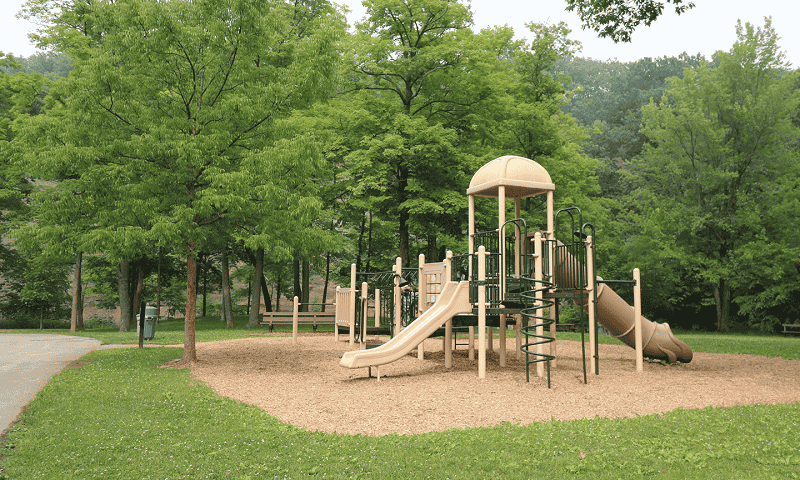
[2,0,798,66]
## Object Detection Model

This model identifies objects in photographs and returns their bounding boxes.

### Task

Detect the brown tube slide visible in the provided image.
[555,246,693,363]
[590,281,693,363]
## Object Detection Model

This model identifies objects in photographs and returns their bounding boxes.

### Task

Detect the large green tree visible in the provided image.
[0,53,74,324]
[340,0,515,267]
[14,0,343,362]
[630,18,800,331]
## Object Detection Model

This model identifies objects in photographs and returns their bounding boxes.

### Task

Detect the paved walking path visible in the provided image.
[0,334,103,436]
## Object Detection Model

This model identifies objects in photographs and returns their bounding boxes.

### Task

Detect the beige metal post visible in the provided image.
[468,195,475,283]
[514,198,521,277]
[499,313,506,367]
[634,268,643,373]
[586,236,596,375]
[546,191,557,366]
[469,326,475,360]
[349,264,356,346]
[374,289,381,328]
[478,245,487,379]
[534,232,545,378]
[361,282,369,347]
[468,195,475,255]
[292,296,299,345]
[498,185,505,313]
[445,312,453,368]
[418,253,425,317]
[394,257,402,334]
[335,286,340,342]
[444,250,453,367]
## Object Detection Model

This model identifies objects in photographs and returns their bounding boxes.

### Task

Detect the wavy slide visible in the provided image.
[587,280,693,363]
[339,281,473,369]
[555,248,693,363]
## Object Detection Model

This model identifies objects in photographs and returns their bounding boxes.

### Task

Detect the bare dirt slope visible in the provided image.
[189,333,800,436]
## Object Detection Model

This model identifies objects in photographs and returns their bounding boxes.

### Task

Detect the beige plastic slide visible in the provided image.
[339,281,473,369]
[588,281,693,363]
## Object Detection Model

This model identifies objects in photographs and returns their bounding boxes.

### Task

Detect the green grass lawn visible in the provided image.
[0,315,335,346]
[1,321,799,479]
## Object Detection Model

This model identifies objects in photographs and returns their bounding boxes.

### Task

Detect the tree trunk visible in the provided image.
[365,211,373,272]
[355,213,366,274]
[398,167,410,267]
[293,257,302,311]
[247,247,263,327]
[398,208,410,268]
[221,247,234,328]
[202,255,208,318]
[117,259,131,331]
[182,245,198,363]
[131,260,144,328]
[301,260,310,312]
[70,250,82,332]
[246,280,251,316]
[77,291,84,330]
[261,274,272,312]
[157,247,162,322]
[714,278,731,332]
[321,251,331,312]
[275,269,282,312]
[427,234,438,262]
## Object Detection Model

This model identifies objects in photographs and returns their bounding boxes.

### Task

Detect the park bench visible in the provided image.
[781,324,800,335]
[555,323,579,332]
[260,311,336,332]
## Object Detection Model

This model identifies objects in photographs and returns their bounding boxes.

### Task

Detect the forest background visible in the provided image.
[1,0,798,363]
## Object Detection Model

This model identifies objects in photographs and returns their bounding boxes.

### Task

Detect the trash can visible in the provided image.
[143,306,159,340]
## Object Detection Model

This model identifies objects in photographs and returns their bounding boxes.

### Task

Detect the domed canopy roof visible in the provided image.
[467,155,555,198]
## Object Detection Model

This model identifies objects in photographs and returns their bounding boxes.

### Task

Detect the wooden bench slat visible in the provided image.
[259,312,336,332]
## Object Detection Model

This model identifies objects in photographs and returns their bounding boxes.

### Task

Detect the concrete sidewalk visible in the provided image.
[0,334,102,436]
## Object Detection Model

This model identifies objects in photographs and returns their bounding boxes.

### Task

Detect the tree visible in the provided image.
[631,18,800,331]
[0,53,75,324]
[564,0,695,43]
[341,0,512,267]
[14,0,344,363]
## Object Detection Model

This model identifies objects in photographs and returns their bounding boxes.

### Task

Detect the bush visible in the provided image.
[0,315,70,329]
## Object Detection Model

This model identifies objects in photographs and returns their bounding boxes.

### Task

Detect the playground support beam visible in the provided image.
[587,235,597,375]
[334,286,340,342]
[417,253,425,360]
[444,250,453,368]
[349,264,356,346]
[468,195,475,281]
[393,257,402,335]
[534,232,544,378]
[500,313,507,367]
[546,190,557,368]
[634,268,643,373]
[361,282,369,347]
[478,245,487,379]
[374,289,381,328]
[498,185,505,313]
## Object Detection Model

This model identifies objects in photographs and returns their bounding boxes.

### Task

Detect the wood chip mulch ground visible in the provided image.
[188,333,800,437]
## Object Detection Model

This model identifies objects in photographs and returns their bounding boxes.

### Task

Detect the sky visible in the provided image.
[2,0,799,66]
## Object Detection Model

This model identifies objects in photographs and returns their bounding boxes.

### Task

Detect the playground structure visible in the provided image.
[337,155,693,385]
